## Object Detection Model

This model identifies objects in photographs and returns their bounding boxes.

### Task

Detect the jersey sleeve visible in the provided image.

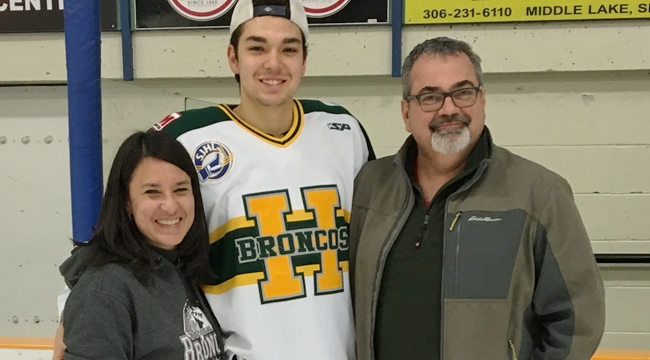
[356,119,376,163]
[150,106,229,140]
[301,99,376,170]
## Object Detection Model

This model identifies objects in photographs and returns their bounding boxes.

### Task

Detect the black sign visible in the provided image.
[135,0,388,29]
[0,0,118,33]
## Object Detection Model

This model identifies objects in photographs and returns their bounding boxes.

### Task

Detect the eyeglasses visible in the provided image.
[405,86,482,112]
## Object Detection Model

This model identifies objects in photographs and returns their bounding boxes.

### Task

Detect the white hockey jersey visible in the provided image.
[155,99,374,360]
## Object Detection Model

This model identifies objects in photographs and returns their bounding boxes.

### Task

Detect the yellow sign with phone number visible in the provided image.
[405,0,650,24]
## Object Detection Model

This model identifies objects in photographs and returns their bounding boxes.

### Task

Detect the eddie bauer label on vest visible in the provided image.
[404,0,650,24]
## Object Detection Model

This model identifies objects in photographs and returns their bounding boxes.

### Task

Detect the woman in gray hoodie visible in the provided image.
[60,131,225,360]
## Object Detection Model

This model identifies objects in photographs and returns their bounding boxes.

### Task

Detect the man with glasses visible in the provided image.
[349,37,605,360]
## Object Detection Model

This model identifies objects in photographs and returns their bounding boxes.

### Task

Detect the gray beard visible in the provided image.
[430,126,471,154]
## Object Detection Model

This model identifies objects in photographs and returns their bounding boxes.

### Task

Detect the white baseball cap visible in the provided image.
[229,0,309,41]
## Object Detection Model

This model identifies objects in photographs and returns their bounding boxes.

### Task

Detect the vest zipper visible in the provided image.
[451,212,462,296]
[508,339,517,360]
[449,211,462,231]
[414,214,430,249]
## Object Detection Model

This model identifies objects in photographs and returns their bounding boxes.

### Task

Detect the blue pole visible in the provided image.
[391,0,404,77]
[63,0,104,242]
[120,0,134,81]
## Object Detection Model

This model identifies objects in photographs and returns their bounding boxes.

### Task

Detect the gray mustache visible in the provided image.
[428,114,471,131]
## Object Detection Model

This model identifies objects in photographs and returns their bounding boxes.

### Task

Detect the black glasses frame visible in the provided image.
[406,86,483,112]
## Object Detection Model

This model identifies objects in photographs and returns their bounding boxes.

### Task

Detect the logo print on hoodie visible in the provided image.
[179,301,222,359]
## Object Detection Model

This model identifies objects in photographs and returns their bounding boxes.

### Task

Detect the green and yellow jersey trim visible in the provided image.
[218,100,304,148]
[203,261,350,296]
[209,208,350,244]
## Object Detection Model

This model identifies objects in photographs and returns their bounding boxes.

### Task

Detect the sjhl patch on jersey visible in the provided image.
[193,141,234,182]
[179,301,222,360]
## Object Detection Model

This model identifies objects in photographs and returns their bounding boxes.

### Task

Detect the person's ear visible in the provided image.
[401,99,412,133]
[227,44,240,75]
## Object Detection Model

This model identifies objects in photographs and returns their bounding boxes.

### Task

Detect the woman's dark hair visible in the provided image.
[80,131,213,286]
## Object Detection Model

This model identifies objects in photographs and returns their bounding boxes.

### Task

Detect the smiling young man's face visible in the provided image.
[228,15,306,109]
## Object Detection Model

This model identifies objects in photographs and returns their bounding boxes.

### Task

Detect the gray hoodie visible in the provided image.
[61,246,225,360]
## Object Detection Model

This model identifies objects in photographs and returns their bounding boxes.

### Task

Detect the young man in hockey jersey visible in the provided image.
[154,1,374,358]
[53,0,374,359]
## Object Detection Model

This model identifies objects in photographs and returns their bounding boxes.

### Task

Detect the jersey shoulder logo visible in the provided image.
[193,141,234,182]
[327,123,351,131]
[153,112,182,131]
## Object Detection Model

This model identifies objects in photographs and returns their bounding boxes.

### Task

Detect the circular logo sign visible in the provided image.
[167,0,237,21]
[302,0,352,18]
[193,141,234,182]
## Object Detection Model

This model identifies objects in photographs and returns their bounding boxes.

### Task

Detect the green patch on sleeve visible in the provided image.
[299,99,352,116]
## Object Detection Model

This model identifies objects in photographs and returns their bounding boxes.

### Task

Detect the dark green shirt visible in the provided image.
[374,132,489,360]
